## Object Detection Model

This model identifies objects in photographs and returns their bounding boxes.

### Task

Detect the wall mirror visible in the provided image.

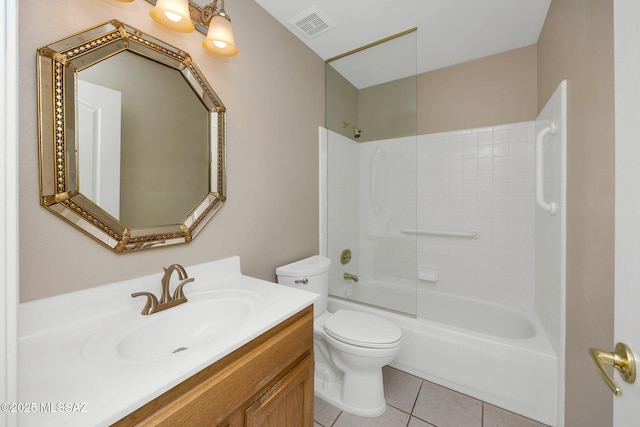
[37,20,226,253]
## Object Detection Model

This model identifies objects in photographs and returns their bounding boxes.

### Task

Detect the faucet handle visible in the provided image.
[132,292,159,315]
[173,277,195,300]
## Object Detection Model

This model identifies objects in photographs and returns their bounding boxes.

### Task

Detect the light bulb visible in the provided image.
[164,11,182,22]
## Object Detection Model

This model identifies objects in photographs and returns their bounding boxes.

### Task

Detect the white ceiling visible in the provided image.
[251,0,552,88]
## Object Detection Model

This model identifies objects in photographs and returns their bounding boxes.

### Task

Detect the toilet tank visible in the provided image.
[276,255,330,316]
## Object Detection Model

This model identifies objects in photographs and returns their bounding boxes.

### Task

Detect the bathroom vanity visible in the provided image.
[18,257,317,426]
[113,306,314,426]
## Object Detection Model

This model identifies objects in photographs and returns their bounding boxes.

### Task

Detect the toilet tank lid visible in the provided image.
[276,255,331,276]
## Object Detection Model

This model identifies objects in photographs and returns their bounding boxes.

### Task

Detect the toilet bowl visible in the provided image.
[276,256,402,417]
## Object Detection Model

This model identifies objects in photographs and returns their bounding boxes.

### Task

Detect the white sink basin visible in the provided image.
[82,289,263,365]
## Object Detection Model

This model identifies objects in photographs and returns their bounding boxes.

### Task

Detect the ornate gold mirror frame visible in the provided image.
[37,20,227,253]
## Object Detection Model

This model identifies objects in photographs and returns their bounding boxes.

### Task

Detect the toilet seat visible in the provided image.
[324,310,402,349]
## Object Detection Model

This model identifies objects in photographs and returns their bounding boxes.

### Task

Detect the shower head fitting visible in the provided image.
[342,122,363,139]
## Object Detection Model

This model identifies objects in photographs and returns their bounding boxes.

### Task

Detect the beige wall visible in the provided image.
[418,44,538,134]
[325,65,358,140]
[20,0,324,301]
[325,67,417,143]
[358,76,416,142]
[328,44,537,143]
[538,1,615,426]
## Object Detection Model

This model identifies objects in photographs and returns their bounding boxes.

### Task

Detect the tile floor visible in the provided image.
[313,366,550,427]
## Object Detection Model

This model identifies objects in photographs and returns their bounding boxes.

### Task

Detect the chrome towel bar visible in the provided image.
[401,228,480,239]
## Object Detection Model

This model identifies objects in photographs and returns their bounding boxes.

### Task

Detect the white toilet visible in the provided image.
[276,255,402,417]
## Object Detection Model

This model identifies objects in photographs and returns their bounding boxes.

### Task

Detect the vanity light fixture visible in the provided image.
[150,0,195,33]
[116,0,239,56]
[201,0,238,57]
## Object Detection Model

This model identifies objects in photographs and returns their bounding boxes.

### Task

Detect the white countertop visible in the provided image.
[18,256,317,426]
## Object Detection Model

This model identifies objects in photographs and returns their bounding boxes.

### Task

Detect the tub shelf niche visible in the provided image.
[417,266,439,282]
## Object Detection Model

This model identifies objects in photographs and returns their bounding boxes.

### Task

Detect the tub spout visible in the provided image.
[344,272,359,283]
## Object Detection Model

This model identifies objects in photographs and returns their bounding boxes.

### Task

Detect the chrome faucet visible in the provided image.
[132,264,195,315]
[344,272,359,283]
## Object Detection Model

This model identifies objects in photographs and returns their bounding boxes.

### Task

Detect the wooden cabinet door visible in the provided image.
[245,356,314,427]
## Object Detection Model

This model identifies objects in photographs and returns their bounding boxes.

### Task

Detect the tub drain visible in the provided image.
[173,347,188,354]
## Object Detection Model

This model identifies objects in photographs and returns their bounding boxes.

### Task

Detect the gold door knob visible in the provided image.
[588,342,636,396]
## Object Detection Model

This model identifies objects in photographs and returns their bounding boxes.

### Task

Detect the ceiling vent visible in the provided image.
[289,5,336,39]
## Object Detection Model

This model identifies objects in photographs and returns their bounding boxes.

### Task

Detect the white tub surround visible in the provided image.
[534,81,567,426]
[18,256,317,427]
[321,84,567,425]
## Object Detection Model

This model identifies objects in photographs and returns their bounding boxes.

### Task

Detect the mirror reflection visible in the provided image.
[78,51,210,227]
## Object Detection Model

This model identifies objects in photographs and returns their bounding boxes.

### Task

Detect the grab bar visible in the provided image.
[536,122,557,215]
[401,228,480,239]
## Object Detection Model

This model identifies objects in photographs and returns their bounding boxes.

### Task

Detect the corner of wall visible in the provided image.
[537,1,615,426]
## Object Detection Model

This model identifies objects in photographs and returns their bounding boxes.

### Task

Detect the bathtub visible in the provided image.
[327,288,558,426]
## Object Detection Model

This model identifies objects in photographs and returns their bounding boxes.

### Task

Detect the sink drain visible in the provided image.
[173,347,188,354]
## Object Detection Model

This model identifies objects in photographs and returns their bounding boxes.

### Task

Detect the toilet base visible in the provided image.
[314,372,387,417]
